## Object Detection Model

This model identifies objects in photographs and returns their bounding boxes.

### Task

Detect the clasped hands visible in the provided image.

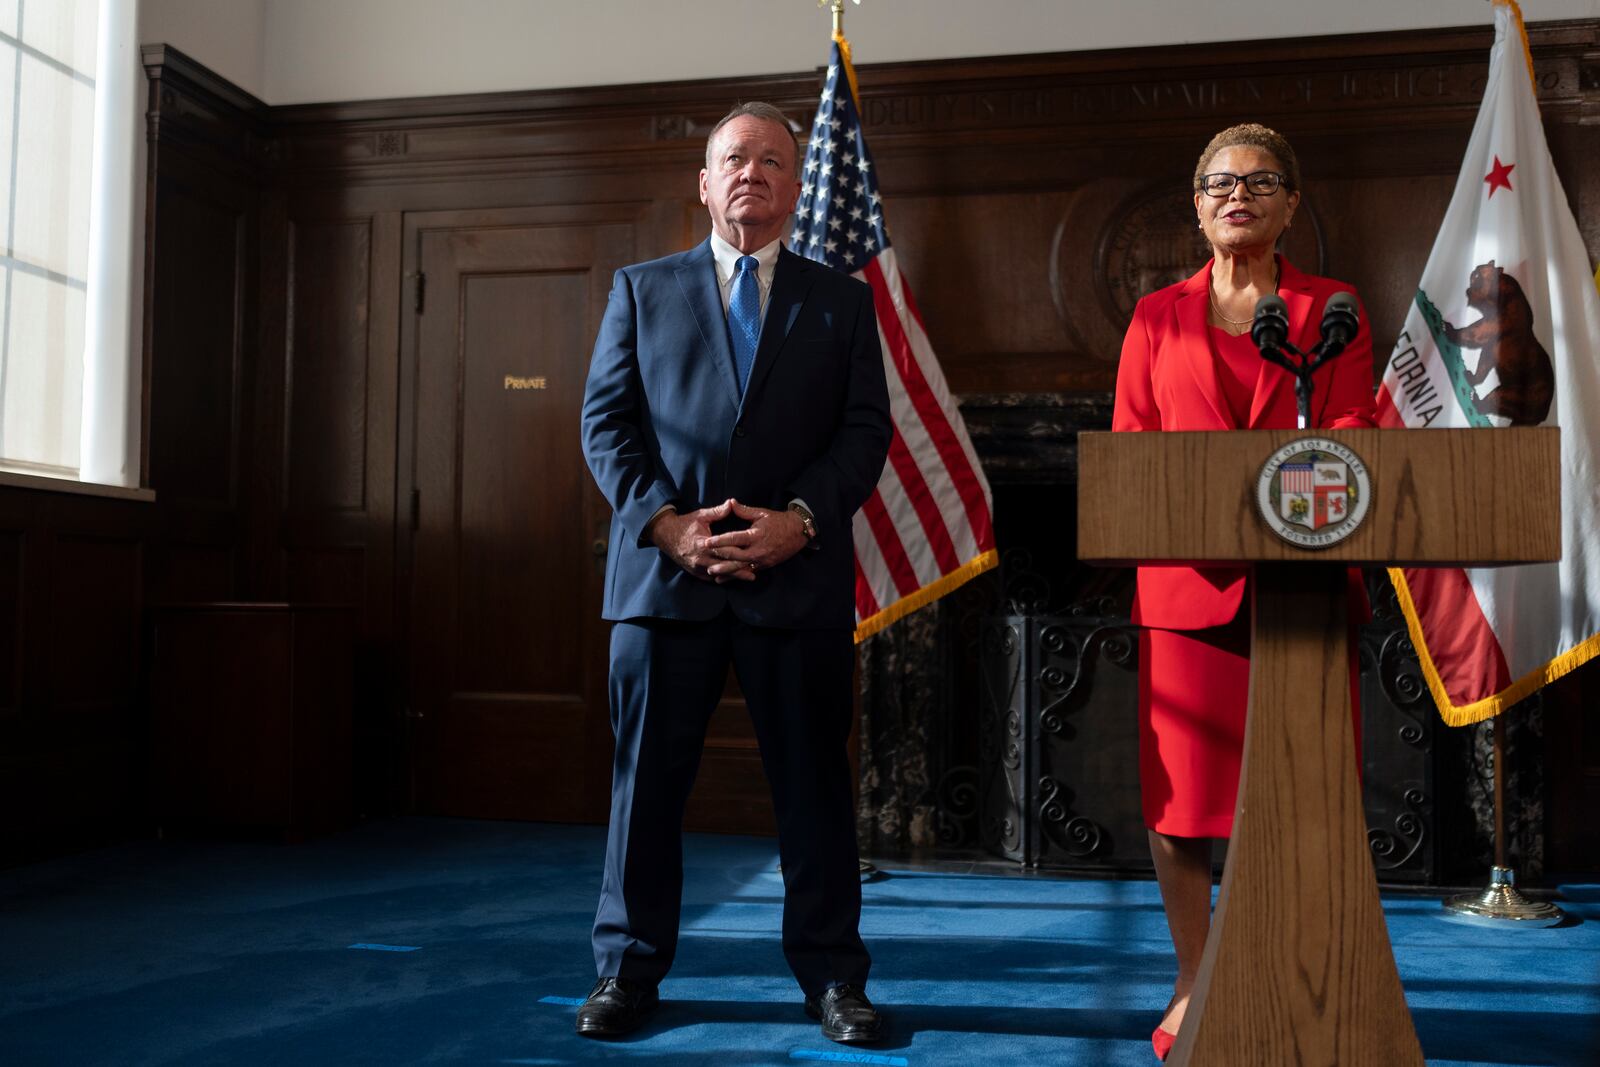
[648,499,809,583]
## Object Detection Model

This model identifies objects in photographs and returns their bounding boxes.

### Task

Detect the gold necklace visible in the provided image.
[1209,265,1281,329]
[1208,289,1253,326]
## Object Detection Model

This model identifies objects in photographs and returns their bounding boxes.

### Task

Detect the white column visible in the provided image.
[80,0,140,487]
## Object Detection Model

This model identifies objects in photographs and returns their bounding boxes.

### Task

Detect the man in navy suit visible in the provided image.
[576,102,892,1044]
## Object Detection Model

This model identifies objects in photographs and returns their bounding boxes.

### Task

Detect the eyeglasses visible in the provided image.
[1198,171,1289,197]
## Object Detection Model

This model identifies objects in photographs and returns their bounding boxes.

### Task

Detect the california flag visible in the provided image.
[1376,0,1600,725]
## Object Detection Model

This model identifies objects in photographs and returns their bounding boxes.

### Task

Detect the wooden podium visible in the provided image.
[1078,427,1559,1066]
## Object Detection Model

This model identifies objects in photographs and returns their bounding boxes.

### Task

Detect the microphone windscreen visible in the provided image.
[1321,291,1360,347]
[1252,294,1289,351]
[1255,294,1289,321]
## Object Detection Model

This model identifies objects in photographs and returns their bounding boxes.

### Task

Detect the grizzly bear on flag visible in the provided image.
[1442,260,1554,426]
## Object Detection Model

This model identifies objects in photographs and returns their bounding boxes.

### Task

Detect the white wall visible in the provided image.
[139,0,265,100]
[137,0,1600,107]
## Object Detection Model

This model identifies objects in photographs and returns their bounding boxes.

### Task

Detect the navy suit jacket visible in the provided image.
[580,239,892,630]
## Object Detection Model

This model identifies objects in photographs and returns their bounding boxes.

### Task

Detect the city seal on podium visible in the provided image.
[1255,437,1372,548]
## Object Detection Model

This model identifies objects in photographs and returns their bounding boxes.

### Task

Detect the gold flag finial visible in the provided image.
[819,0,861,38]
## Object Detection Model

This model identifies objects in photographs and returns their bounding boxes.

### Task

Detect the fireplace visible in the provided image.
[857,392,1461,885]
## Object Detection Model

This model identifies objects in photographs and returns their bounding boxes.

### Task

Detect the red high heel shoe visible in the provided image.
[1151,1024,1177,1061]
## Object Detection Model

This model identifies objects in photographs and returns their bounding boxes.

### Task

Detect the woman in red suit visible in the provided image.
[1112,124,1376,1061]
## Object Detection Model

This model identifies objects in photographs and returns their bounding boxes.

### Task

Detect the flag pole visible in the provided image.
[1448,3,1556,923]
[1442,712,1563,924]
[816,0,878,884]
[819,0,859,38]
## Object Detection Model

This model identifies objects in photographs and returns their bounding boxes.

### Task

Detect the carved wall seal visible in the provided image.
[1077,183,1325,337]
[1056,181,1331,361]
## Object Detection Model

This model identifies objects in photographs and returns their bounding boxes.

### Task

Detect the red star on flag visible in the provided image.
[1484,155,1515,198]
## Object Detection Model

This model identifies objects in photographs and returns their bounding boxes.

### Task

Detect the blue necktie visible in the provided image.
[729,255,760,395]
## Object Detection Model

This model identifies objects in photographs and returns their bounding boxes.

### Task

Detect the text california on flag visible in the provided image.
[1375,0,1600,725]
[793,33,998,642]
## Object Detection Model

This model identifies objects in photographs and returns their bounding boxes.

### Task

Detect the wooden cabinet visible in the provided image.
[151,604,353,838]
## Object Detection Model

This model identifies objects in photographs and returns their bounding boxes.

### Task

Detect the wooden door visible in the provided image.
[402,209,630,822]
[399,206,782,834]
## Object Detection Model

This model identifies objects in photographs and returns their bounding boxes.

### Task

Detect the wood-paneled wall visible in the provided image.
[0,55,269,861]
[250,23,1596,842]
[0,491,152,860]
[9,21,1599,862]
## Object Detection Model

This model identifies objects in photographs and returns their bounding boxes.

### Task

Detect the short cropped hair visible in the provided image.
[705,102,802,178]
[1193,123,1301,192]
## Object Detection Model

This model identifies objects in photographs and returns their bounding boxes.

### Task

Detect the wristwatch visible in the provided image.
[788,502,817,542]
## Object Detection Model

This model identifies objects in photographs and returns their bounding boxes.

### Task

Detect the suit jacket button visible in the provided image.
[734,423,747,437]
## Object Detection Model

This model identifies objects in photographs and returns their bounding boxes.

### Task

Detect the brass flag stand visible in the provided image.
[1443,713,1563,925]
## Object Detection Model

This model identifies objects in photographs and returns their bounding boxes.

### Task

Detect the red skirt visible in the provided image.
[1138,597,1364,840]
[1138,613,1252,839]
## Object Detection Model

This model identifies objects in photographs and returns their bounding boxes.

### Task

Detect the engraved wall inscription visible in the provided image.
[852,60,1573,134]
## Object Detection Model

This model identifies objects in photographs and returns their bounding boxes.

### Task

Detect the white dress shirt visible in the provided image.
[710,231,780,317]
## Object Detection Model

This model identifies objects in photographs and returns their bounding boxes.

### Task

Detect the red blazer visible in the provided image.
[1112,257,1377,630]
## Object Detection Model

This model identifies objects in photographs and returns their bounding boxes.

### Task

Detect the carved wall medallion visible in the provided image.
[1087,183,1325,332]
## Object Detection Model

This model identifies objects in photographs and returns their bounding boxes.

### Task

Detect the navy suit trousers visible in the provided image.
[591,612,870,997]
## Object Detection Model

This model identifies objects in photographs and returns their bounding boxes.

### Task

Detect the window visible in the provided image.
[0,0,138,489]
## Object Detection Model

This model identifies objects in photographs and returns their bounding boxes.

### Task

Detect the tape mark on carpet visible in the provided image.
[537,995,586,1006]
[790,1050,909,1066]
[347,943,420,952]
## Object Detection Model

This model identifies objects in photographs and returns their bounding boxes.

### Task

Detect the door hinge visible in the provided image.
[410,487,421,531]
[413,271,426,314]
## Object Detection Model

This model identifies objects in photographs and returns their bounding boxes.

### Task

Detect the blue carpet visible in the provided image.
[0,818,1595,1065]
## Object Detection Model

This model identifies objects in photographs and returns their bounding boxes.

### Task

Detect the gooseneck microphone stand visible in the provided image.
[1251,291,1360,428]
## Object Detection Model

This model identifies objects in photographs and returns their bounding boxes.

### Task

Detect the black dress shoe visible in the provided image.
[804,984,882,1044]
[574,976,658,1037]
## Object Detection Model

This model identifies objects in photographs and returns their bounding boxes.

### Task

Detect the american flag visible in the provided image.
[792,35,997,642]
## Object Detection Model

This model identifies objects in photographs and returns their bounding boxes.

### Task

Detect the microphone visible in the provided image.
[1252,294,1289,353]
[1319,291,1360,352]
